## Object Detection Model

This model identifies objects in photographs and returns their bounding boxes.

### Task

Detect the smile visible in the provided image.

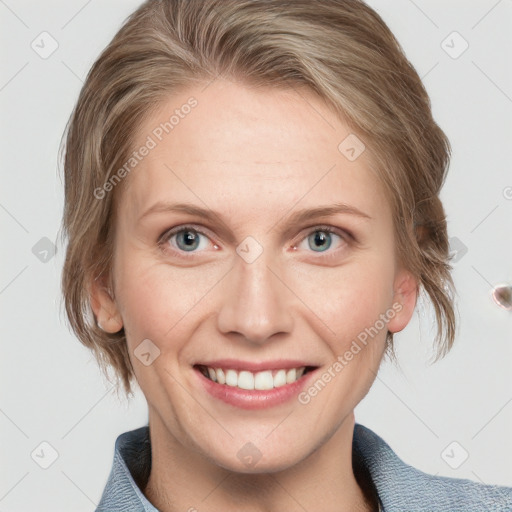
[196,365,315,390]
[193,361,318,409]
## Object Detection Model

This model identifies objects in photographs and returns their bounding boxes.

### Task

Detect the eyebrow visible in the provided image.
[138,201,372,239]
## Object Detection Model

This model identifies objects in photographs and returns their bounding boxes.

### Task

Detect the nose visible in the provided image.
[216,249,294,345]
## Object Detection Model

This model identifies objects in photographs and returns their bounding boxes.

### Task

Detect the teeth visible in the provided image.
[202,366,308,390]
[225,369,238,387]
[254,370,274,390]
[273,369,287,387]
[286,368,296,384]
[216,368,225,384]
[237,371,254,390]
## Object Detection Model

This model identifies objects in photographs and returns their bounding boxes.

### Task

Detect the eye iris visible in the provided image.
[176,230,200,251]
[308,231,331,252]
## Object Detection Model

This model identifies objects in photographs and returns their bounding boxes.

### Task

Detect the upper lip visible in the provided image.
[194,359,319,372]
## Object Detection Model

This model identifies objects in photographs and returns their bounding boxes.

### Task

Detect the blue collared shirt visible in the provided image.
[96,424,512,511]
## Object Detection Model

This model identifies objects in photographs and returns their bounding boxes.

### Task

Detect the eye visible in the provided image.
[294,226,350,257]
[158,225,216,256]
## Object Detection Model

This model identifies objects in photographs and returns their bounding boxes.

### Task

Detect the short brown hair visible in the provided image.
[59,0,456,395]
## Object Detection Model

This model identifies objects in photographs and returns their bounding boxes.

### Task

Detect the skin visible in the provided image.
[91,79,418,512]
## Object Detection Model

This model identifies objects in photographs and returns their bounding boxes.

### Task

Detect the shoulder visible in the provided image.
[353,423,512,511]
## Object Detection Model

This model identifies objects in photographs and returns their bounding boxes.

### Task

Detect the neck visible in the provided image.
[143,412,378,512]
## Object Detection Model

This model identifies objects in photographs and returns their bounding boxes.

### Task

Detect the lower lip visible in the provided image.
[194,367,317,410]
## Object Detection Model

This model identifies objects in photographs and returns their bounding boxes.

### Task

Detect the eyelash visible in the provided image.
[157,224,353,261]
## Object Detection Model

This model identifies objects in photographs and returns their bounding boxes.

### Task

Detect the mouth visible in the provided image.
[194,364,317,391]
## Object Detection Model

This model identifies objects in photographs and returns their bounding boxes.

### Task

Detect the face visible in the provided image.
[92,79,417,473]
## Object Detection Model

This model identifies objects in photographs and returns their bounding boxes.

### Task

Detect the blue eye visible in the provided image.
[307,230,333,252]
[161,226,210,254]
[298,227,347,255]
[175,229,202,251]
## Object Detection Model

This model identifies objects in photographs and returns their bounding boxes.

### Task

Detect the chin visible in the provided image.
[215,451,303,475]
[194,436,309,475]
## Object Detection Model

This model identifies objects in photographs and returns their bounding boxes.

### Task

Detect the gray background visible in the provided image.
[1,0,511,510]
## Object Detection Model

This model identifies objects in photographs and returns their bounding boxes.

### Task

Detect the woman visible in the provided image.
[59,0,512,510]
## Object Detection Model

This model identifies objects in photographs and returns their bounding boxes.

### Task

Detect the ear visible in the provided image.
[88,274,123,333]
[387,267,418,334]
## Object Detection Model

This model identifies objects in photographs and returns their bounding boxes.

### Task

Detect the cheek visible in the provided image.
[296,255,395,347]
[113,251,222,346]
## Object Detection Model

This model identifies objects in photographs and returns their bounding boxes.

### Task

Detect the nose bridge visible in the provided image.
[216,243,293,343]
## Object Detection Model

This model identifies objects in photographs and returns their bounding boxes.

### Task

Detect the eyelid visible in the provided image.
[293,223,353,244]
[158,224,212,244]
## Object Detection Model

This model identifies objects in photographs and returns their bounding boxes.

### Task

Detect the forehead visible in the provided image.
[118,80,391,227]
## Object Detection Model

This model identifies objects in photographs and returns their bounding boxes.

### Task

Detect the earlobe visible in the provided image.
[89,275,124,333]
[387,269,418,334]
